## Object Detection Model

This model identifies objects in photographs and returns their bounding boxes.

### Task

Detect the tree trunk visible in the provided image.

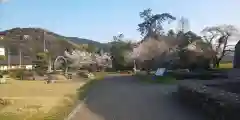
[215,58,222,68]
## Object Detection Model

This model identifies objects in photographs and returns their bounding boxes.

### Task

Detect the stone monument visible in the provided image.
[233,40,240,68]
[228,40,240,79]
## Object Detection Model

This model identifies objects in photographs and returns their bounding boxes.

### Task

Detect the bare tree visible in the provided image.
[201,25,238,67]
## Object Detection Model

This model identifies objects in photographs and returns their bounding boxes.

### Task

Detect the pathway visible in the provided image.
[69,75,207,120]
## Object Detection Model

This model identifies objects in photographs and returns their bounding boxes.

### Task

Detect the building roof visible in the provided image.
[0,55,33,65]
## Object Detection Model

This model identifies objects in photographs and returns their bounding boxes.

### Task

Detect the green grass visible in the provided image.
[77,79,98,100]
[77,72,108,100]
[219,63,233,68]
[93,72,108,80]
[136,74,176,84]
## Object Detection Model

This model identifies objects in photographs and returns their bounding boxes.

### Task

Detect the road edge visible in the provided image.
[64,97,87,120]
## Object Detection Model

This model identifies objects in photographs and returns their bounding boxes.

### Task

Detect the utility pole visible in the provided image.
[43,31,52,73]
[19,35,23,68]
[43,31,46,52]
[7,48,10,70]
[19,48,22,68]
[178,17,189,33]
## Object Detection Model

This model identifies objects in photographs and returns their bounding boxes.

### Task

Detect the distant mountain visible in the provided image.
[0,27,109,58]
[66,37,110,51]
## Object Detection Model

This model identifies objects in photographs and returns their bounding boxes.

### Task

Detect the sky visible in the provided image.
[0,0,240,43]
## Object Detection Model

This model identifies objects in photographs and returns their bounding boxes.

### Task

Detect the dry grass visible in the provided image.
[0,80,83,97]
[0,79,85,120]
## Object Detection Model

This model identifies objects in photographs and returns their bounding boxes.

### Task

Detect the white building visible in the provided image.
[0,55,33,71]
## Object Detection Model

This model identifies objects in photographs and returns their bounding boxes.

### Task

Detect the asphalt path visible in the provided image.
[70,75,207,120]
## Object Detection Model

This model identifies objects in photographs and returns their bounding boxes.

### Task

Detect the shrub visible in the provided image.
[9,69,24,80]
[35,69,45,76]
[9,69,33,80]
[0,71,8,75]
[0,98,13,106]
[77,71,89,78]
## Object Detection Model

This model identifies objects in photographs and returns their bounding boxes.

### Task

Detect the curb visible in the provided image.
[64,97,87,120]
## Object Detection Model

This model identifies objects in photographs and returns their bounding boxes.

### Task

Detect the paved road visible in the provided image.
[70,75,207,120]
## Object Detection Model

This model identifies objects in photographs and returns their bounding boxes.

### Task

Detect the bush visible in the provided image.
[0,98,13,106]
[35,69,45,76]
[77,71,89,78]
[9,69,24,80]
[9,69,33,80]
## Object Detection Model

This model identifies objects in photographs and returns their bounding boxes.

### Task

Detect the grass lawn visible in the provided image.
[0,78,85,120]
[219,62,233,68]
[135,72,176,84]
[0,72,108,120]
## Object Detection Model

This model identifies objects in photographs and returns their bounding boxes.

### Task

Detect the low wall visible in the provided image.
[178,80,240,120]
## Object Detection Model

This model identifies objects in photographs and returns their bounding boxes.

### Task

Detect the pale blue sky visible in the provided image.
[0,0,240,43]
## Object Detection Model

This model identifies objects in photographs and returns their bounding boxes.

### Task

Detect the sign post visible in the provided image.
[155,68,166,76]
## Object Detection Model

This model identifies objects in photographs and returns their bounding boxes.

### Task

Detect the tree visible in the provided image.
[94,53,112,71]
[175,30,202,49]
[174,30,211,70]
[201,25,238,67]
[137,8,176,37]
[167,29,175,37]
[113,33,124,41]
[33,52,49,76]
[176,30,184,38]
[110,34,132,70]
[85,44,96,53]
[176,17,201,48]
[130,37,173,73]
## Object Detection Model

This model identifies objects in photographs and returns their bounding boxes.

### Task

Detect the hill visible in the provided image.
[0,27,108,58]
[66,37,110,52]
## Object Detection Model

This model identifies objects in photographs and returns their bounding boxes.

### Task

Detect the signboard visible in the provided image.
[155,68,166,76]
[0,48,5,56]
